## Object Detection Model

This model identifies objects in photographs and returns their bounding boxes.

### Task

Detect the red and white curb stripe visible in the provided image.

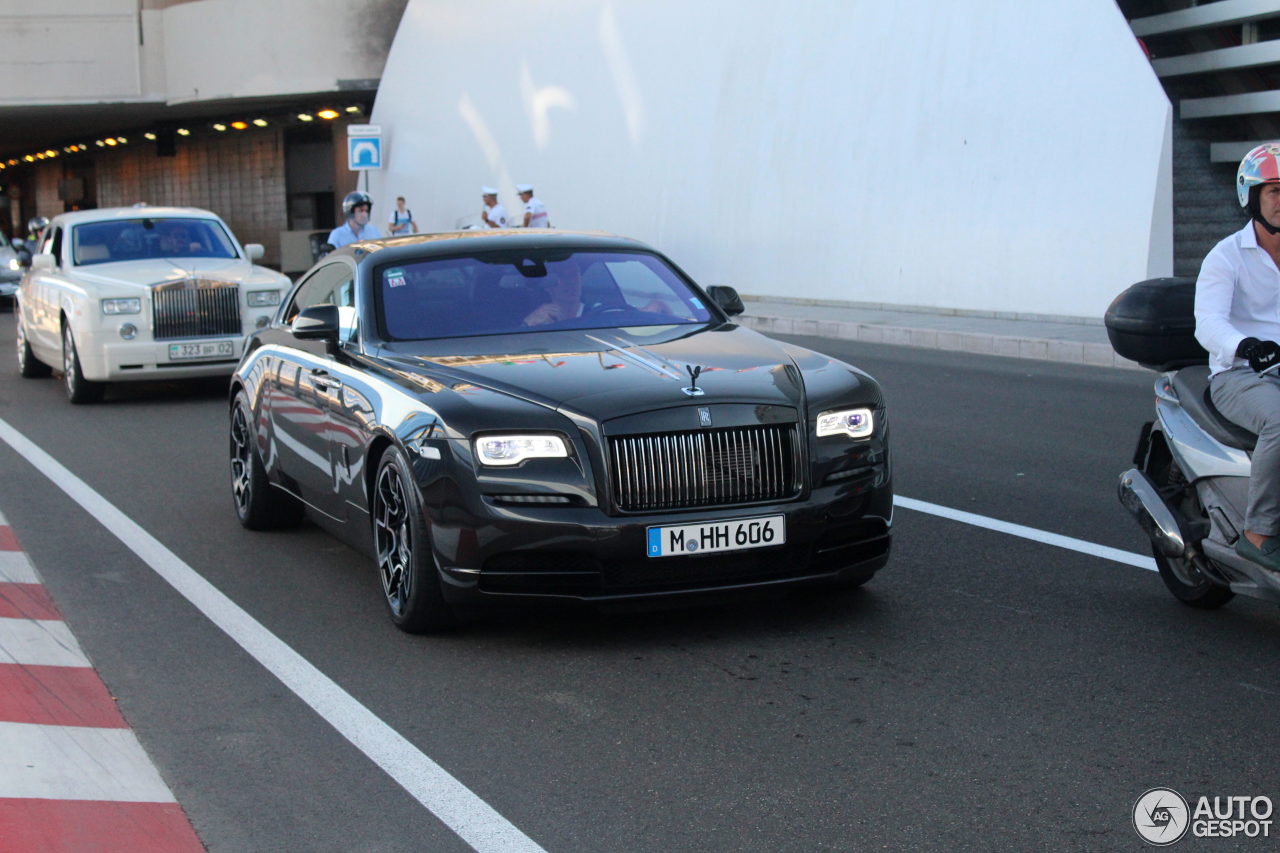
[0,513,204,852]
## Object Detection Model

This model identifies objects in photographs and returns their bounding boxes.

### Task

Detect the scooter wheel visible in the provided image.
[1154,552,1234,609]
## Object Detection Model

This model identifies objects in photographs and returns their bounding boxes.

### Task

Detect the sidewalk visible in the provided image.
[739,296,1140,371]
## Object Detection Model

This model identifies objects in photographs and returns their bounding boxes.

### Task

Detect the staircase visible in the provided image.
[1119,0,1280,274]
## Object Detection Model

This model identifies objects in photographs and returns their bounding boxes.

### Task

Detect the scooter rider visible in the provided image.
[327,191,382,250]
[1195,142,1280,571]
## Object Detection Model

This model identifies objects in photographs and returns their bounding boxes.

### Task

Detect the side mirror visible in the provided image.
[706,285,744,316]
[244,243,265,261]
[31,253,54,272]
[291,304,340,341]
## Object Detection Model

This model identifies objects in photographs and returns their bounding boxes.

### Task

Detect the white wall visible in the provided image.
[162,0,399,103]
[0,0,142,103]
[369,0,1172,318]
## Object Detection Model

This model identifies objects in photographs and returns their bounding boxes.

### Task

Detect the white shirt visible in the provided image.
[524,197,549,228]
[327,221,382,249]
[483,203,508,228]
[1196,221,1280,375]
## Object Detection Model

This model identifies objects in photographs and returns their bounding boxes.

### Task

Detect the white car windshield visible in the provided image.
[376,250,715,340]
[72,217,239,265]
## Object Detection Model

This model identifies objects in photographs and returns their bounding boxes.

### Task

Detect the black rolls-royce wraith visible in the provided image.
[229,230,892,631]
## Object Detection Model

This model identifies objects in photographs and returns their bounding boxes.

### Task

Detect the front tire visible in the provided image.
[1148,448,1234,609]
[16,312,51,378]
[229,391,303,530]
[61,324,103,404]
[372,447,456,633]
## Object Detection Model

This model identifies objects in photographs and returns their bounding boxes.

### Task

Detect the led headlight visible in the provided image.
[473,434,569,466]
[101,297,141,315]
[6,259,18,271]
[816,407,874,439]
[247,290,281,307]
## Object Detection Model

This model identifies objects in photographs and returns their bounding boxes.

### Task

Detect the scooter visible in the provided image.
[1109,278,1280,608]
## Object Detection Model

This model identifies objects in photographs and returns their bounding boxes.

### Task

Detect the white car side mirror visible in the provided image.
[31,253,54,271]
[244,243,265,261]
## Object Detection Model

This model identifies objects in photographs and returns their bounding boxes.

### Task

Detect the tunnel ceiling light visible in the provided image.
[116,137,126,144]
[144,132,156,141]
[317,109,340,120]
[230,121,248,130]
[297,113,314,122]
[104,138,117,146]
[23,155,34,162]
[252,118,268,127]
[345,105,361,114]
[176,128,190,136]
[212,123,227,131]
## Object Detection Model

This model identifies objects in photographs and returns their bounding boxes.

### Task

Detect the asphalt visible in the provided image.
[738,296,1137,370]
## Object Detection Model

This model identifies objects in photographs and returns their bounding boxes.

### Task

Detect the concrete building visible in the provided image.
[0,0,408,270]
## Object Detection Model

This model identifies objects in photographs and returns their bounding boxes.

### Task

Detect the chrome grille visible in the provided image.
[152,283,241,339]
[608,424,800,512]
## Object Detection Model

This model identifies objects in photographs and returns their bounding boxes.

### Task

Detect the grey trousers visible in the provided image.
[1211,366,1280,536]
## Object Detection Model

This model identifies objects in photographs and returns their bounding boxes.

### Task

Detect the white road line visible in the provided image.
[0,417,548,853]
[893,495,1158,572]
[0,721,176,802]
[0,550,40,584]
[0,617,91,667]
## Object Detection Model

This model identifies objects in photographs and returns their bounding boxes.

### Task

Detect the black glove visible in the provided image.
[1237,337,1280,373]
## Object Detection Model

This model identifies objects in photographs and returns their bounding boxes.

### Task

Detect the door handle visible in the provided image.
[310,368,343,390]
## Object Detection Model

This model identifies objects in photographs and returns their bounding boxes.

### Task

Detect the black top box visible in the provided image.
[1104,277,1208,371]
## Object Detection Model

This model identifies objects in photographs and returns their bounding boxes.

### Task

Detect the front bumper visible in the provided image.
[76,332,244,381]
[430,475,893,604]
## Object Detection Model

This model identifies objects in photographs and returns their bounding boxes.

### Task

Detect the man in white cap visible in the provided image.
[480,187,508,228]
[517,184,550,228]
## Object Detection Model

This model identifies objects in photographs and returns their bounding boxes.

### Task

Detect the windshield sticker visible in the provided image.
[386,268,407,288]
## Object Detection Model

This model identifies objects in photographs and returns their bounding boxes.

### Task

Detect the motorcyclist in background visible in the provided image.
[1195,143,1280,572]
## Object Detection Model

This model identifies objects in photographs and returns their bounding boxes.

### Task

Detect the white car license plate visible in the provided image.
[168,341,235,361]
[646,514,785,558]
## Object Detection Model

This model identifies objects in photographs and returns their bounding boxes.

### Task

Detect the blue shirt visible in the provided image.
[327,221,382,249]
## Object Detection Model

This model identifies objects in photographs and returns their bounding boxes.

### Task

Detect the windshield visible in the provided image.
[71,217,239,265]
[377,250,715,340]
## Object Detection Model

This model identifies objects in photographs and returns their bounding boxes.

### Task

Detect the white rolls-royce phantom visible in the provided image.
[15,206,291,403]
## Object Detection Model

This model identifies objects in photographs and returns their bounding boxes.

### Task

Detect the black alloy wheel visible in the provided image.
[373,447,455,633]
[61,324,103,404]
[16,312,50,378]
[229,391,303,530]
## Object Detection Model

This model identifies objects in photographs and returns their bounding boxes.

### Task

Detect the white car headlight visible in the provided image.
[247,290,281,307]
[101,297,142,315]
[6,259,18,271]
[816,407,874,439]
[473,434,569,466]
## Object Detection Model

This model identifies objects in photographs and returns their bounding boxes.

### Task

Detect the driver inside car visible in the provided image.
[158,222,199,255]
[523,261,585,326]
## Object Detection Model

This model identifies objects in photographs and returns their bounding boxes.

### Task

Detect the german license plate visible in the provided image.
[646,514,785,557]
[168,341,235,361]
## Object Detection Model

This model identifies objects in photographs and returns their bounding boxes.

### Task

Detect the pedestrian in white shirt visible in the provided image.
[517,184,550,228]
[1195,142,1280,571]
[388,196,417,235]
[480,187,508,228]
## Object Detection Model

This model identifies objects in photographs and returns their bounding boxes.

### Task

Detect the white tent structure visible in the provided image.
[370,0,1172,319]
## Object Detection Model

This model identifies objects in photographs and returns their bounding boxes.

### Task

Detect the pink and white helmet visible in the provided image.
[1237,143,1280,207]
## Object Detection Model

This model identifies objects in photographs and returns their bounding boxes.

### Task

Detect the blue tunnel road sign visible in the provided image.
[347,124,383,170]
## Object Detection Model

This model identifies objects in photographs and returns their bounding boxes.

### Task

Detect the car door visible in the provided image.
[270,261,356,520]
[27,225,66,358]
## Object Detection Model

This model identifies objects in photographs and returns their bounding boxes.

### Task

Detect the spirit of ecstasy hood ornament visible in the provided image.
[682,364,705,397]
